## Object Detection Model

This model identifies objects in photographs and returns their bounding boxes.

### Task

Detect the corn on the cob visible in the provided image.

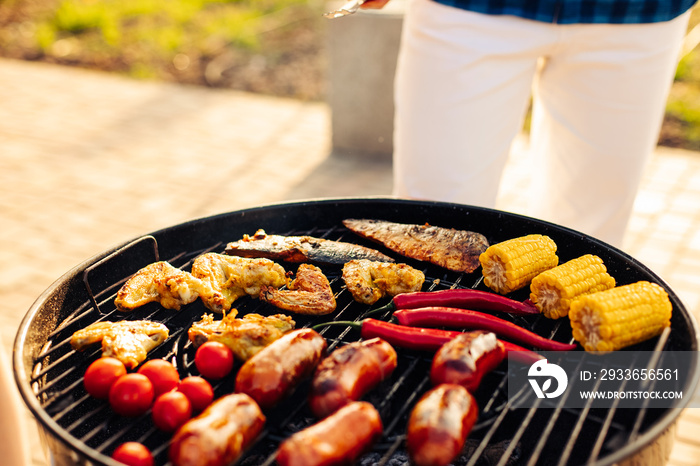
[530,254,616,320]
[479,234,558,294]
[569,281,672,352]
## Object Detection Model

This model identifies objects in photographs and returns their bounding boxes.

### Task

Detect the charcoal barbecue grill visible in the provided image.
[13,198,700,466]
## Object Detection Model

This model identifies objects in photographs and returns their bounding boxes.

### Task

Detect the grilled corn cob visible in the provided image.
[569,281,672,352]
[479,234,558,294]
[530,254,616,319]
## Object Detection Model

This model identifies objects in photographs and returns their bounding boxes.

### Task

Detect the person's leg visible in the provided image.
[0,342,31,465]
[392,0,551,207]
[528,13,691,247]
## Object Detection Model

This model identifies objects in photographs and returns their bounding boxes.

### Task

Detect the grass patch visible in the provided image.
[0,0,327,99]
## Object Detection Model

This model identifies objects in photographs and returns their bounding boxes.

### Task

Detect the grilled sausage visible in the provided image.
[235,328,327,409]
[407,384,478,466]
[309,338,397,418]
[430,331,505,392]
[276,401,383,466]
[169,393,265,466]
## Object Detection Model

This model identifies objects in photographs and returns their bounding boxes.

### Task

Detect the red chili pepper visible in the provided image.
[499,341,545,365]
[371,289,539,316]
[360,319,456,352]
[314,319,543,365]
[393,307,577,352]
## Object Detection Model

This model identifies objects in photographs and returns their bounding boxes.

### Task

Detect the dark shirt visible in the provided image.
[432,0,697,23]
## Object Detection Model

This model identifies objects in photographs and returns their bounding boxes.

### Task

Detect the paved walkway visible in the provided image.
[1,57,700,465]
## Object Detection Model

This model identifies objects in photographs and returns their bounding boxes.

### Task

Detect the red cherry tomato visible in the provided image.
[137,359,180,397]
[177,376,214,412]
[152,390,192,432]
[194,342,234,380]
[112,442,154,466]
[83,357,127,399]
[109,373,154,417]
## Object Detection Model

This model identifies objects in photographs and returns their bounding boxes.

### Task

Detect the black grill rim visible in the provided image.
[13,197,700,466]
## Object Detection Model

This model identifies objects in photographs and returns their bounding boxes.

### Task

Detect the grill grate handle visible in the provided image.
[82,235,160,315]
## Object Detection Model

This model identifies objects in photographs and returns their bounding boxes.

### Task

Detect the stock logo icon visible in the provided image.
[528,359,568,399]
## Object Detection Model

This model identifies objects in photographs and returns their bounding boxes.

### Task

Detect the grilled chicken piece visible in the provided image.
[224,229,394,265]
[71,320,169,369]
[191,253,287,313]
[115,261,224,312]
[342,259,425,305]
[343,219,489,273]
[260,264,337,315]
[188,310,296,361]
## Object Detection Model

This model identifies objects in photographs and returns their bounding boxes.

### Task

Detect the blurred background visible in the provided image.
[1,1,700,465]
[0,0,327,98]
[2,0,700,148]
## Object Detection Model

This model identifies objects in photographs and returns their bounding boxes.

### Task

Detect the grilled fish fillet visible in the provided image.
[115,261,224,312]
[343,219,489,273]
[191,253,287,313]
[188,311,296,361]
[71,320,169,369]
[260,264,337,315]
[342,259,425,305]
[224,229,394,265]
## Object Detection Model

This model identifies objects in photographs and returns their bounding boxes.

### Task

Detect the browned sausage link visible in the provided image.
[407,384,478,466]
[169,393,265,466]
[429,331,506,393]
[276,401,383,466]
[309,337,398,418]
[235,328,327,409]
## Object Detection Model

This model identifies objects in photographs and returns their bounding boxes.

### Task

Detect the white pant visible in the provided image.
[393,0,690,247]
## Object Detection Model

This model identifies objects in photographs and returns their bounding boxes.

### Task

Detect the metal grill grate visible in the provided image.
[17,200,698,466]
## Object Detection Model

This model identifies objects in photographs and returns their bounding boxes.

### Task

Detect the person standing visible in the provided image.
[363,0,696,247]
[0,340,31,466]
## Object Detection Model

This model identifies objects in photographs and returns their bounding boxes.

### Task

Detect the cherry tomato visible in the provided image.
[111,442,154,466]
[194,342,234,380]
[83,357,127,399]
[152,390,192,432]
[137,359,180,397]
[177,376,214,412]
[109,373,154,417]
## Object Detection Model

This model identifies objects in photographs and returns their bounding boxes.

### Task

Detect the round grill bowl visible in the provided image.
[13,198,700,466]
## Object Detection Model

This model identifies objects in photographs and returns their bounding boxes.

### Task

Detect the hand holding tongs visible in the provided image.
[324,0,366,18]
